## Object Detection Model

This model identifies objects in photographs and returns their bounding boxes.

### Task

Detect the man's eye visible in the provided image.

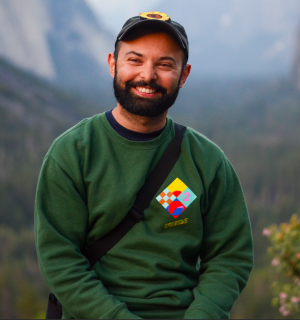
[129,59,140,63]
[160,63,172,68]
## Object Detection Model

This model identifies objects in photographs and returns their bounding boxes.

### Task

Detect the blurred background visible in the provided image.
[0,0,300,318]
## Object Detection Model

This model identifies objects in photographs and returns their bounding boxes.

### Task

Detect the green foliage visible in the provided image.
[264,215,300,317]
[0,226,48,319]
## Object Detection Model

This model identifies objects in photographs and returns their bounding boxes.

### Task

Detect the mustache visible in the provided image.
[125,80,168,95]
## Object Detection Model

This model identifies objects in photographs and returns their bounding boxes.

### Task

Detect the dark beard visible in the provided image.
[113,71,181,118]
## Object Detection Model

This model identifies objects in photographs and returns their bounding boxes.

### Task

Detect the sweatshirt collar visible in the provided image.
[99,112,174,150]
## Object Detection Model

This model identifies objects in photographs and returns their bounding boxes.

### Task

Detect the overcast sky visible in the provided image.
[86,0,161,35]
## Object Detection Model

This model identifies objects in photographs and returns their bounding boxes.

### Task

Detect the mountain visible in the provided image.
[45,0,113,91]
[0,0,114,94]
[141,0,300,76]
[0,0,55,80]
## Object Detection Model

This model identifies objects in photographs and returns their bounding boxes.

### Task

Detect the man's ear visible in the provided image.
[108,53,116,78]
[179,64,191,88]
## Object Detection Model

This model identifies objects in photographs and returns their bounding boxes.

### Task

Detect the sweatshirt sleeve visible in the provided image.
[34,156,140,319]
[184,156,254,319]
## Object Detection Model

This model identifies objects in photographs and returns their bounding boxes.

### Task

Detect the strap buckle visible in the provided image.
[129,205,144,222]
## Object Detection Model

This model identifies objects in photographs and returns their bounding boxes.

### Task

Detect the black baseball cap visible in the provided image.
[116,12,189,61]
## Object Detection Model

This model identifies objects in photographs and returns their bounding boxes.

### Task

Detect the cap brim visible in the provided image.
[117,19,186,52]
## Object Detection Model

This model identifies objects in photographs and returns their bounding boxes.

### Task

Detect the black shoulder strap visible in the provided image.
[46,123,187,319]
[82,123,186,267]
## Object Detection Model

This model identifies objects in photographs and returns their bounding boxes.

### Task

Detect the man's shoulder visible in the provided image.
[184,126,224,161]
[46,113,103,158]
[181,126,229,183]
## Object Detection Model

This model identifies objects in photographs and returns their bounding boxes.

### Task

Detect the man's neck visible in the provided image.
[112,104,167,133]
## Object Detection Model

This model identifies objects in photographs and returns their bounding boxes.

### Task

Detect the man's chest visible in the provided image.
[83,151,205,248]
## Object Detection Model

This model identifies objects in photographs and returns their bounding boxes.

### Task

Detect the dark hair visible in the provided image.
[114,26,188,69]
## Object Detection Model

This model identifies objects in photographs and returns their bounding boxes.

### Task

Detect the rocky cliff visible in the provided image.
[0,0,113,93]
[0,0,55,79]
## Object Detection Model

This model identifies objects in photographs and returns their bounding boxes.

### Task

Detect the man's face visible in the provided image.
[109,32,190,118]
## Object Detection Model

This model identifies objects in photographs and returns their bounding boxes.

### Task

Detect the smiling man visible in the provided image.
[35,12,253,319]
[110,24,190,129]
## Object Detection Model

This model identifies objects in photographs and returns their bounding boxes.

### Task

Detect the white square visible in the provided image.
[156,195,162,201]
[163,195,169,201]
[162,202,169,209]
[163,188,170,194]
[170,195,176,201]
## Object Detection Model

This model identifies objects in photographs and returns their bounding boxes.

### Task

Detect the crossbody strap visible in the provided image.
[46,123,186,319]
[82,123,186,267]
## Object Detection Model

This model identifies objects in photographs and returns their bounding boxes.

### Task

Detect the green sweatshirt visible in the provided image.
[35,113,253,319]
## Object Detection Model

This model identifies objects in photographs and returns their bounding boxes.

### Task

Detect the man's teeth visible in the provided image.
[136,87,157,94]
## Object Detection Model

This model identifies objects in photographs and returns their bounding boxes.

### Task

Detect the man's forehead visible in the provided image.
[119,32,183,57]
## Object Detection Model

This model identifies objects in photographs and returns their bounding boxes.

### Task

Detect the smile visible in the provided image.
[135,87,158,94]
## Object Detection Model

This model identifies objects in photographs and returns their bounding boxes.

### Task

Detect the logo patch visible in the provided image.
[156,178,197,219]
[140,11,170,21]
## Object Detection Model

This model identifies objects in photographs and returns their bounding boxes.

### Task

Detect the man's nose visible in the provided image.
[139,62,158,83]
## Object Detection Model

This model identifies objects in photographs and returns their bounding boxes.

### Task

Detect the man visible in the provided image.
[35,12,253,319]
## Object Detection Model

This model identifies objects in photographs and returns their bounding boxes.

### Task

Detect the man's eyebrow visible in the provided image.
[159,56,177,64]
[125,51,143,57]
[125,52,177,64]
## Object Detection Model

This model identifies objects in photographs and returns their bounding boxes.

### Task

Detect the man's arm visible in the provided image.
[35,156,140,319]
[184,157,254,319]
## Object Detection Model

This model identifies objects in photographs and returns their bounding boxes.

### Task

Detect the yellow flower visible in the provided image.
[277,233,284,241]
[140,11,170,21]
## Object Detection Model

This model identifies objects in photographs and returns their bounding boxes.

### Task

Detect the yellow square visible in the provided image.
[167,178,188,193]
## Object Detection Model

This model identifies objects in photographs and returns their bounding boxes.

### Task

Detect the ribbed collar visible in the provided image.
[99,112,174,150]
[106,110,166,142]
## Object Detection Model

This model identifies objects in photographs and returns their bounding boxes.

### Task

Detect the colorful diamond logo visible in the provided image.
[156,178,197,219]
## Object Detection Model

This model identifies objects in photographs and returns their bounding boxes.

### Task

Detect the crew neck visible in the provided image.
[99,112,174,150]
[106,110,166,142]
